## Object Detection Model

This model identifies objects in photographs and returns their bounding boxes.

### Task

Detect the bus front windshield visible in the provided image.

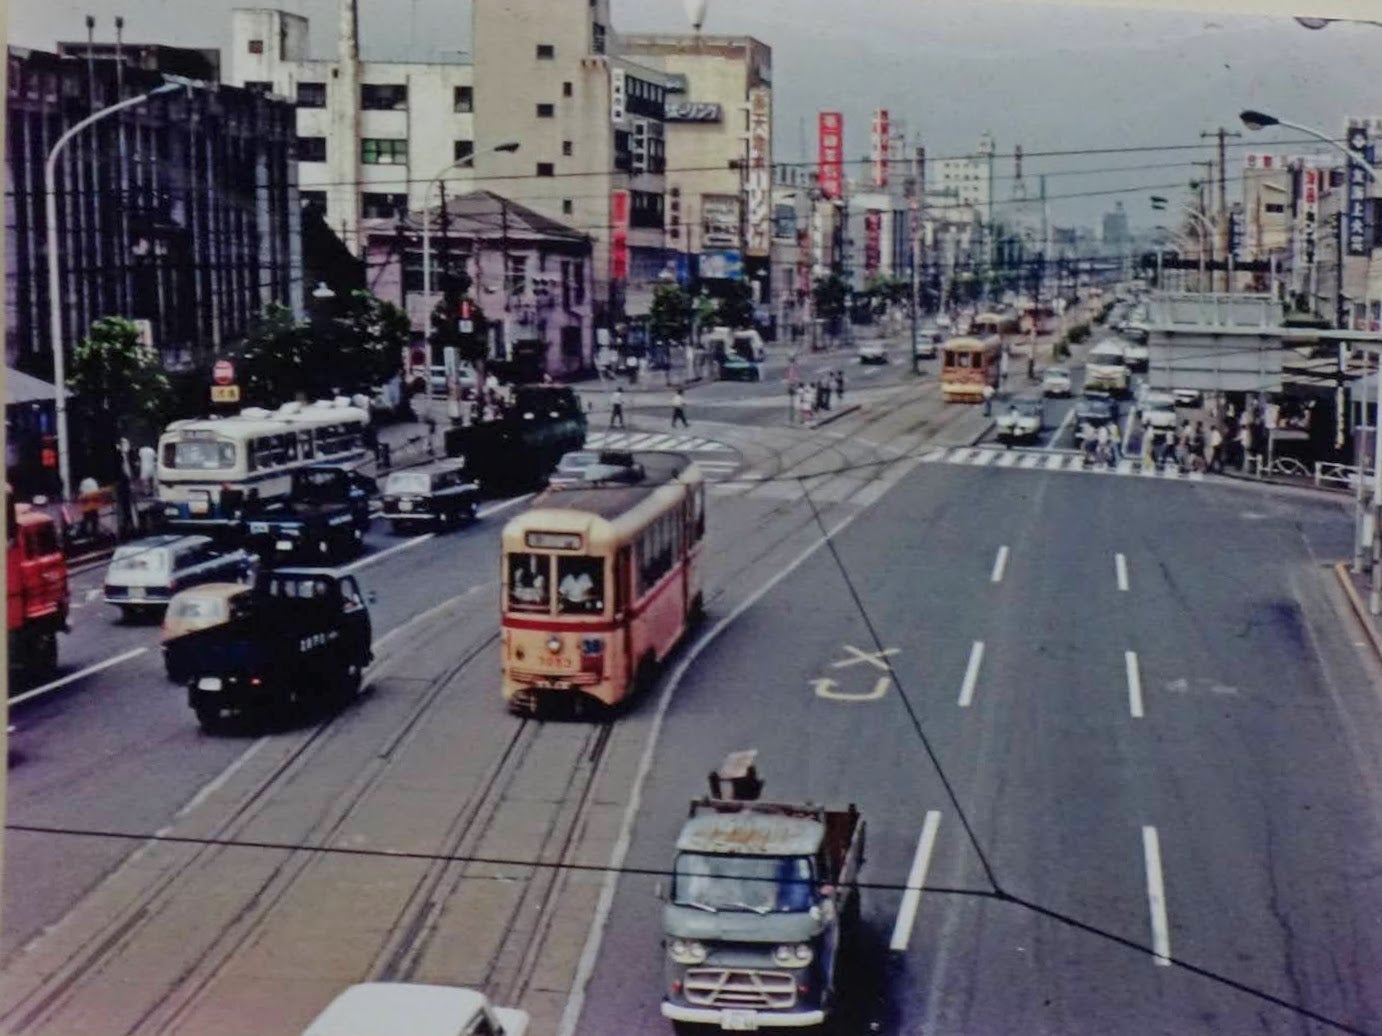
[507,553,606,615]
[162,439,237,471]
[672,854,816,914]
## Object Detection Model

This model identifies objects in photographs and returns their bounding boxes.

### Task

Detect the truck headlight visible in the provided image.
[772,943,814,967]
[669,939,708,965]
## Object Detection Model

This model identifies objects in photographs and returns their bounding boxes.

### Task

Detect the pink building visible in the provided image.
[363,191,595,379]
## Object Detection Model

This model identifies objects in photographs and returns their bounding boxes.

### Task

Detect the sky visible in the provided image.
[10,0,1381,228]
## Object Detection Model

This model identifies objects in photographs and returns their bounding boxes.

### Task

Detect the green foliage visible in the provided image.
[713,280,756,329]
[240,302,317,404]
[70,316,173,439]
[1067,321,1091,345]
[812,274,849,322]
[649,282,693,344]
[333,290,408,387]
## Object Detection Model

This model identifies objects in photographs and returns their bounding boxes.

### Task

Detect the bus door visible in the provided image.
[614,546,633,683]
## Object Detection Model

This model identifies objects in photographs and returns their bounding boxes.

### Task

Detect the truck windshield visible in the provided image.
[385,472,430,495]
[672,853,815,914]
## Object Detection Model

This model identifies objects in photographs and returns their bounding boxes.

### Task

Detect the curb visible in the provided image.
[1334,563,1382,665]
[807,403,863,430]
[970,420,997,447]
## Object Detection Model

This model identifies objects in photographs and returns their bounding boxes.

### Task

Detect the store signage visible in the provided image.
[745,86,772,257]
[818,112,843,200]
[865,211,882,275]
[1346,119,1372,257]
[700,249,743,280]
[702,195,740,248]
[664,101,722,122]
[611,69,626,125]
[870,109,890,189]
[611,190,630,280]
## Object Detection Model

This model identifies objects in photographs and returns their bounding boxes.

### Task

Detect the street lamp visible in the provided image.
[46,78,184,503]
[1239,109,1379,182]
[420,140,520,333]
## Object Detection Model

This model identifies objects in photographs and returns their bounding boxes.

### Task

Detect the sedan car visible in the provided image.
[995,397,1046,444]
[1041,366,1073,397]
[380,460,479,533]
[548,450,601,489]
[1137,389,1179,431]
[1173,388,1204,407]
[913,326,943,360]
[1074,396,1117,442]
[857,341,888,365]
[104,534,256,619]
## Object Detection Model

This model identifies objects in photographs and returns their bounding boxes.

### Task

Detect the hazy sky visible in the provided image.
[10,0,1380,227]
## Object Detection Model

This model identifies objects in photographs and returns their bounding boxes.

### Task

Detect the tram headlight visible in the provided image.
[772,943,814,967]
[669,939,708,965]
[546,635,563,654]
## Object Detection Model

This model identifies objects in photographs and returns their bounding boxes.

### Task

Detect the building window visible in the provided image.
[537,43,555,59]
[506,254,528,297]
[630,190,664,230]
[243,80,274,94]
[537,103,555,118]
[454,85,474,113]
[300,190,327,211]
[248,39,264,54]
[295,136,327,162]
[361,192,408,219]
[361,138,408,165]
[296,81,326,107]
[563,81,573,97]
[537,162,555,177]
[1265,202,1285,214]
[562,141,573,157]
[361,83,408,110]
[454,139,474,163]
[593,23,607,54]
[562,199,574,215]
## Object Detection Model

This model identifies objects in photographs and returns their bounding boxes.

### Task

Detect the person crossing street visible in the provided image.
[610,385,626,429]
[671,387,689,428]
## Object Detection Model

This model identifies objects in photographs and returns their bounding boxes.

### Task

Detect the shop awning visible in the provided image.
[6,368,65,406]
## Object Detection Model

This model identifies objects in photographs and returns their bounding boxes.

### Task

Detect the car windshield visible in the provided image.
[110,546,169,574]
[1045,368,1069,379]
[1015,401,1042,416]
[672,854,815,914]
[166,596,228,623]
[558,452,598,472]
[386,472,431,495]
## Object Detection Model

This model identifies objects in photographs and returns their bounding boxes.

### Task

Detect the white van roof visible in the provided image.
[300,984,485,1036]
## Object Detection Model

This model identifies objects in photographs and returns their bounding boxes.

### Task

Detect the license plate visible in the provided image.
[189,501,209,515]
[249,522,269,535]
[399,500,414,512]
[197,677,223,691]
[276,540,293,552]
[128,586,146,600]
[722,1010,759,1031]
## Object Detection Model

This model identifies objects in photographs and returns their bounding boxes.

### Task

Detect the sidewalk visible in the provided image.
[1335,563,1382,665]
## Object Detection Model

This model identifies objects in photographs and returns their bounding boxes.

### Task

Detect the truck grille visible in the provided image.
[683,968,797,1010]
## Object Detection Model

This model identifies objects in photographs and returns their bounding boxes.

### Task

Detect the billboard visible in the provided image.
[700,249,744,280]
[818,112,843,200]
[664,101,722,122]
[746,86,772,257]
[610,190,630,281]
[1301,165,1320,271]
[870,109,890,189]
[702,194,740,249]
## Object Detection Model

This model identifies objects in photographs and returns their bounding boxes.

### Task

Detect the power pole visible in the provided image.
[1202,127,1242,291]
[908,147,921,372]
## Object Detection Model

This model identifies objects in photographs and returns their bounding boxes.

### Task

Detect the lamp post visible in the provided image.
[419,140,520,342]
[46,79,184,503]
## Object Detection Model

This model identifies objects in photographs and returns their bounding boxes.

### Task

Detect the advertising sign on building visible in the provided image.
[611,69,627,125]
[664,101,722,122]
[818,112,844,200]
[702,195,741,248]
[700,249,744,280]
[1228,205,1245,260]
[865,211,882,275]
[1243,153,1279,171]
[870,109,890,189]
[746,86,772,257]
[610,190,630,280]
[811,204,826,278]
[1301,165,1320,270]
[1346,119,1372,257]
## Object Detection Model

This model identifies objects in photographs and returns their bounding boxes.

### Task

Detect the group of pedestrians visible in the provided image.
[1139,402,1268,474]
[790,370,845,425]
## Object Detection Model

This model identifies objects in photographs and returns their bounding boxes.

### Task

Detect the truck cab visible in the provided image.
[237,465,376,564]
[6,494,69,676]
[661,753,865,1033]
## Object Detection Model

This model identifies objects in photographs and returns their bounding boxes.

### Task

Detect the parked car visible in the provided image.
[996,397,1047,444]
[103,534,255,620]
[380,460,480,533]
[914,324,943,360]
[858,341,888,365]
[300,984,529,1036]
[1041,366,1073,397]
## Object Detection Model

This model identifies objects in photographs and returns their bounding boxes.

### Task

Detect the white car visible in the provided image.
[1138,389,1178,431]
[857,341,888,365]
[103,534,256,619]
[1041,366,1073,397]
[301,984,528,1036]
[995,398,1046,443]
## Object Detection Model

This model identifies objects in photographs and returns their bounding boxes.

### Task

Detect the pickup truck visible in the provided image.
[165,567,373,732]
[234,465,376,565]
[661,752,866,1034]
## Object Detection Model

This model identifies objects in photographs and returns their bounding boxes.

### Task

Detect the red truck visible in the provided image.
[7,491,69,678]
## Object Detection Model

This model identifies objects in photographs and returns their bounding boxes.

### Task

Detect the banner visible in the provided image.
[818,112,843,200]
[610,69,626,125]
[610,190,630,281]
[1301,166,1320,271]
[746,86,772,257]
[870,109,890,189]
[1346,119,1372,257]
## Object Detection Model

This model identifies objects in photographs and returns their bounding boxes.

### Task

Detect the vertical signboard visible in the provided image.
[611,69,627,125]
[870,109,890,189]
[818,112,843,201]
[746,86,772,257]
[1301,165,1320,272]
[610,190,630,281]
[1346,119,1372,257]
[810,203,826,278]
[865,211,882,275]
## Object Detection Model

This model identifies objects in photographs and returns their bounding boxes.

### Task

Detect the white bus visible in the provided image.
[158,400,370,528]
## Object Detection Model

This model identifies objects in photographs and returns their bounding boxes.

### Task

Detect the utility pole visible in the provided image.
[908,147,921,373]
[1201,128,1242,291]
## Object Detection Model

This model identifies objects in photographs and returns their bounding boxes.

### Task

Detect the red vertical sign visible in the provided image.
[865,211,882,275]
[610,190,630,281]
[818,112,844,201]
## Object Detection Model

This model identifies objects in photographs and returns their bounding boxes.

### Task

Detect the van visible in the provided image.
[1085,338,1130,396]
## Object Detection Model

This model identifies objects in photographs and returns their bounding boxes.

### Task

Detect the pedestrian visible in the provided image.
[834,369,845,402]
[820,376,832,411]
[1109,420,1122,465]
[814,379,825,413]
[1141,426,1155,468]
[787,380,798,424]
[1191,421,1206,471]
[982,382,995,417]
[1096,422,1112,467]
[1209,424,1224,473]
[798,384,815,424]
[138,442,156,496]
[610,385,626,429]
[671,387,689,428]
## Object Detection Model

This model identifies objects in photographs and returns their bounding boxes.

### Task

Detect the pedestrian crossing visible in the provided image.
[919,446,1208,482]
[585,430,741,481]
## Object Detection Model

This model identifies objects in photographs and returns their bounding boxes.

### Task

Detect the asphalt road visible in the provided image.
[7,333,1382,1036]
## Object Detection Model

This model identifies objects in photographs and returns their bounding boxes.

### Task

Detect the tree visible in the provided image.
[333,290,409,389]
[240,302,318,404]
[69,316,173,478]
[713,280,756,329]
[813,274,848,324]
[649,282,693,345]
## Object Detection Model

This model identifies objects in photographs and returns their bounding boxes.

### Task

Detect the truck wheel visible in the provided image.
[335,662,363,705]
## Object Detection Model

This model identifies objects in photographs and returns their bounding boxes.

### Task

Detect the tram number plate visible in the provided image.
[722,1011,759,1031]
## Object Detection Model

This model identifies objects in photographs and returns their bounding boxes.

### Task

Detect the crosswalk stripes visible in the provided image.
[586,431,732,452]
[922,447,1216,483]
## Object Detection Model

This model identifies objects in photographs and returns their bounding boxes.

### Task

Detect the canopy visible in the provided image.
[5,368,65,406]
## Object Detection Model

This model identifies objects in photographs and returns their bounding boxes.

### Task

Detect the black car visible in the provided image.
[380,460,480,533]
[1074,396,1117,442]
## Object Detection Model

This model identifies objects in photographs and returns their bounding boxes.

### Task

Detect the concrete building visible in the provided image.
[618,34,773,298]
[471,0,669,331]
[929,133,995,224]
[5,43,300,377]
[771,163,811,338]
[362,191,595,378]
[1101,201,1129,255]
[227,6,476,255]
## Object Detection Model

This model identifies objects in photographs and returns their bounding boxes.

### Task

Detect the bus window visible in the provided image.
[298,430,316,460]
[164,439,236,470]
[557,556,604,614]
[509,552,551,612]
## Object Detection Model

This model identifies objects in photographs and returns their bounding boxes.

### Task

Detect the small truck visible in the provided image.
[661,751,866,1033]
